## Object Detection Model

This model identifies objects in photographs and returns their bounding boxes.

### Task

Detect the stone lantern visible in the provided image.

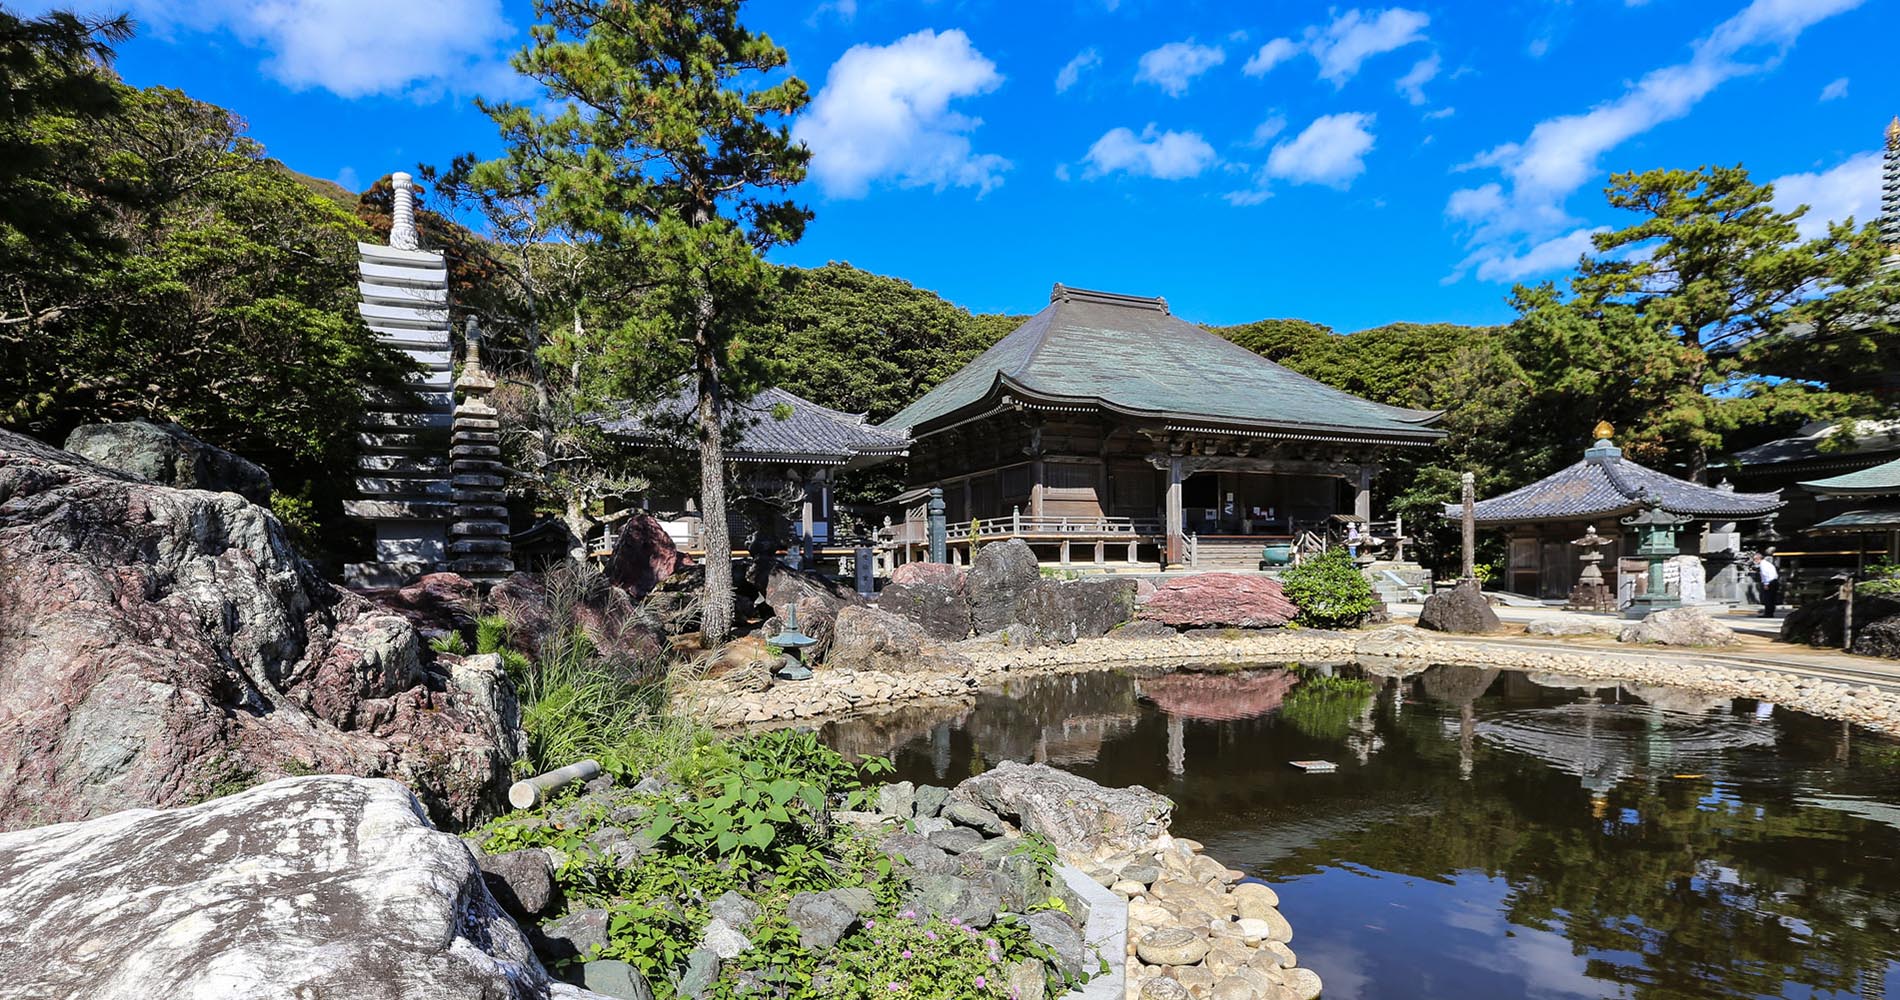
[768,604,817,681]
[1621,495,1691,619]
[1566,524,1613,612]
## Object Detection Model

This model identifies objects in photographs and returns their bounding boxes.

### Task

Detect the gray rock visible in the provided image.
[927,827,987,855]
[1417,578,1501,634]
[951,761,1173,855]
[580,960,655,1000]
[1110,620,1178,641]
[1027,910,1088,979]
[1524,618,1622,637]
[877,579,973,641]
[877,780,917,820]
[1120,863,1160,885]
[1618,606,1738,647]
[1141,977,1190,999]
[878,832,958,875]
[708,889,759,929]
[970,539,1043,634]
[914,784,951,819]
[699,917,752,960]
[828,605,974,674]
[787,888,872,953]
[905,873,1002,928]
[943,800,1008,835]
[0,776,546,999]
[1137,927,1210,966]
[540,906,612,963]
[1054,577,1141,639]
[1283,966,1324,1000]
[64,419,273,502]
[914,816,953,835]
[477,847,557,919]
[677,948,719,1000]
[991,853,1046,912]
[587,825,657,868]
[1007,957,1048,1000]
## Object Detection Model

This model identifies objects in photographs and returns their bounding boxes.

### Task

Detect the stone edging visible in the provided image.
[685,626,1900,736]
[1057,862,1126,1000]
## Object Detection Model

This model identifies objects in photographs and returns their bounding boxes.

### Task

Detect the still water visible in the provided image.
[821,665,1900,999]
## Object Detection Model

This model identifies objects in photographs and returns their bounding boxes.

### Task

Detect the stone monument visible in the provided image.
[448,318,513,583]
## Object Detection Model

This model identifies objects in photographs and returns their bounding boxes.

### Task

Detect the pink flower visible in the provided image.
[865,919,877,928]
[975,976,987,989]
[887,983,903,993]
[950,917,962,926]
[926,931,938,941]
[901,949,913,959]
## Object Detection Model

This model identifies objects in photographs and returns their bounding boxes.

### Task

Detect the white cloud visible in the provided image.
[1135,40,1226,97]
[122,0,521,100]
[1446,0,1864,282]
[1307,8,1430,85]
[1396,53,1440,105]
[1424,106,1456,120]
[1266,112,1376,188]
[1468,227,1608,282]
[1056,48,1101,94]
[1819,76,1849,101]
[1246,115,1288,147]
[1242,38,1300,76]
[335,166,360,192]
[1528,35,1552,58]
[1771,151,1881,239]
[1083,124,1218,180]
[793,29,1011,199]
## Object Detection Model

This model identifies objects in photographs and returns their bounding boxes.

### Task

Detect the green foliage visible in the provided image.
[1857,560,1900,597]
[429,632,470,656]
[1280,548,1378,628]
[825,912,1044,1000]
[1280,674,1375,742]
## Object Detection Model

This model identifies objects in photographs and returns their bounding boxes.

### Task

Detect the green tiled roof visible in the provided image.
[883,286,1444,443]
[1808,507,1900,533]
[1801,456,1900,496]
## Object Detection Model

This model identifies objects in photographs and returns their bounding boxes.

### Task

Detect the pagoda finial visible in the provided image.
[1888,116,1900,150]
[1592,420,1614,442]
[390,171,418,251]
[1884,117,1900,250]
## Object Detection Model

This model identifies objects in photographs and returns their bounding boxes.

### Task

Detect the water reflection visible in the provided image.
[823,664,1900,999]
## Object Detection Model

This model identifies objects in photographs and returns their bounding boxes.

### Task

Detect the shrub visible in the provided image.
[1279,547,1377,628]
[1858,560,1900,597]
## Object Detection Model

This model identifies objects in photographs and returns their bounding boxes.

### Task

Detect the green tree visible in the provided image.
[476,0,812,644]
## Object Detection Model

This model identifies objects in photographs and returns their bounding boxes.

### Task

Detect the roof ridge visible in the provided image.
[1050,283,1169,313]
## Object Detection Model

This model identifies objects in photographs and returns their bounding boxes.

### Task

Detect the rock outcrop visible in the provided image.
[0,776,581,999]
[827,606,970,674]
[1618,607,1738,647]
[358,571,482,639]
[64,419,273,503]
[969,539,1043,635]
[0,430,520,830]
[1136,574,1295,629]
[1417,578,1501,634]
[875,577,973,641]
[950,760,1173,855]
[606,512,691,601]
[1782,593,1900,656]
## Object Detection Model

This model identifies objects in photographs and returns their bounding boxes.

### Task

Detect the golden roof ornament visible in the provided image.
[1593,420,1614,441]
[1888,116,1900,151]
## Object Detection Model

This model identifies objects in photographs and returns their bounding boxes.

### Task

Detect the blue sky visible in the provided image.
[27,0,1900,331]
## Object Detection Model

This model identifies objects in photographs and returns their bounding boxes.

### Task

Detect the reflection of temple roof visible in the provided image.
[1137,670,1300,721]
[1445,439,1782,525]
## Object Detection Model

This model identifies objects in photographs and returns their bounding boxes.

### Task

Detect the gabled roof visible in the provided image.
[600,384,908,465]
[1801,455,1900,497]
[1445,441,1783,526]
[883,285,1444,445]
[1729,419,1900,468]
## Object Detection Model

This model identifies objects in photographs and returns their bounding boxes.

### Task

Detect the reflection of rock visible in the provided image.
[1621,683,1732,715]
[1526,672,1617,693]
[1471,701,1772,795]
[1357,658,1431,681]
[1420,665,1501,706]
[823,700,974,763]
[1136,671,1300,722]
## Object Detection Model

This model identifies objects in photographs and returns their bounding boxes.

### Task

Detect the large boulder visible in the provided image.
[876,578,973,641]
[1137,573,1296,629]
[1059,577,1141,638]
[1417,578,1501,634]
[489,570,665,671]
[0,430,521,830]
[1781,593,1900,650]
[64,419,272,503]
[0,776,572,999]
[969,539,1043,634]
[358,571,482,639]
[606,512,692,601]
[890,562,967,591]
[950,760,1173,856]
[1852,615,1900,658]
[1618,606,1739,647]
[827,606,971,674]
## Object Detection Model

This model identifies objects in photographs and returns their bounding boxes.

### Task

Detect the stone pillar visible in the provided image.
[448,318,513,583]
[389,172,419,251]
[1354,466,1373,521]
[1165,455,1185,567]
[927,487,947,564]
[1461,471,1476,580]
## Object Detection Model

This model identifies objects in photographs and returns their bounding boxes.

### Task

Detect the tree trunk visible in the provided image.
[563,496,590,564]
[694,280,733,647]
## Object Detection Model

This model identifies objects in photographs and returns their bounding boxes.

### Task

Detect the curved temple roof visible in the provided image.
[1800,455,1900,497]
[600,384,908,465]
[883,285,1444,445]
[1445,440,1784,526]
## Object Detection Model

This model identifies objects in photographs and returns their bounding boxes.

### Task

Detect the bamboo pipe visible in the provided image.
[508,759,602,809]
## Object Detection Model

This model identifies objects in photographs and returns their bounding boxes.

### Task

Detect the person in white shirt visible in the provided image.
[1346,522,1362,559]
[1751,550,1780,617]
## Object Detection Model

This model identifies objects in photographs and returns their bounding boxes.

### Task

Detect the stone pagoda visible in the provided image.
[1885,117,1900,264]
[344,173,455,588]
[448,318,513,583]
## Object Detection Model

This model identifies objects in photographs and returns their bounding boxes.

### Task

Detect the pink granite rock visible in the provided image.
[890,561,968,592]
[1136,573,1297,629]
[607,510,692,600]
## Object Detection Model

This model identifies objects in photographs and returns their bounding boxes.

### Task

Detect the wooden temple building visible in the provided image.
[1448,429,1783,602]
[876,285,1444,568]
[600,383,907,554]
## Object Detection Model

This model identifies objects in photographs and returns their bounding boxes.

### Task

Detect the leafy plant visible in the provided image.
[429,632,469,655]
[1280,547,1378,628]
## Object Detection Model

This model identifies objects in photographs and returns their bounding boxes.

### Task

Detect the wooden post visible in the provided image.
[1354,466,1372,521]
[1165,456,1185,567]
[1461,471,1476,581]
[1843,576,1856,651]
[1012,505,1022,535]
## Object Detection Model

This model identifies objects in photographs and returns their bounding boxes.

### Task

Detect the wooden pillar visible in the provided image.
[1165,455,1185,567]
[1094,539,1106,564]
[1030,458,1045,518]
[1354,466,1372,522]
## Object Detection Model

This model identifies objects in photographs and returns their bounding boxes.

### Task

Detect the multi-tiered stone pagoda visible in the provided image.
[343,173,457,587]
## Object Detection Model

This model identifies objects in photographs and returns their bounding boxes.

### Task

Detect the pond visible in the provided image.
[821,664,1900,999]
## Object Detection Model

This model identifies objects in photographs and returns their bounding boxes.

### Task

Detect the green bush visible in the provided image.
[1858,560,1900,597]
[1279,547,1377,628]
[1279,674,1376,741]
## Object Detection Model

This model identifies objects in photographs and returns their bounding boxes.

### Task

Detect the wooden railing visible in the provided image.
[944,514,1163,540]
